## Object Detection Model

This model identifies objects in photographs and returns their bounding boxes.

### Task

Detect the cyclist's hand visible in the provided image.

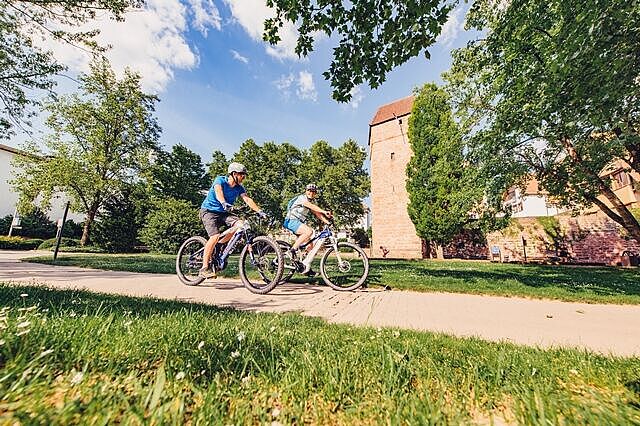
[222,202,233,211]
[324,210,333,219]
[256,210,268,220]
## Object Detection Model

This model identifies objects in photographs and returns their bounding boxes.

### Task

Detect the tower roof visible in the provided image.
[369,95,414,126]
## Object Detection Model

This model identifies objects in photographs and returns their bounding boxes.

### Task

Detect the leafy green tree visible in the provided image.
[207,150,229,180]
[11,58,161,245]
[301,140,370,227]
[445,0,640,241]
[150,144,209,206]
[233,139,304,222]
[264,0,453,102]
[13,207,56,239]
[0,0,141,138]
[139,198,203,254]
[406,83,480,255]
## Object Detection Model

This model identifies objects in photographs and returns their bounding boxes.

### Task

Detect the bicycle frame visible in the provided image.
[294,226,340,273]
[189,220,253,271]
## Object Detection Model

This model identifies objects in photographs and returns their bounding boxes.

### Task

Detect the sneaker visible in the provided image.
[303,269,317,277]
[288,247,299,260]
[198,266,217,279]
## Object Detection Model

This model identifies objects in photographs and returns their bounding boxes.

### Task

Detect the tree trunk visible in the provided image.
[80,208,97,246]
[435,244,444,260]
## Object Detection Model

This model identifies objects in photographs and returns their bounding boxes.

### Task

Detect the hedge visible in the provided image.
[0,236,44,250]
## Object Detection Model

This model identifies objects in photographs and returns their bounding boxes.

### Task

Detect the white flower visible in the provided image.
[231,350,240,359]
[236,331,245,342]
[20,294,28,298]
[16,329,30,336]
[124,321,133,327]
[393,331,400,337]
[242,375,251,384]
[176,371,185,380]
[270,326,276,332]
[569,369,579,375]
[271,408,281,418]
[198,341,205,350]
[39,349,54,358]
[71,371,84,385]
[17,321,30,328]
[69,311,76,318]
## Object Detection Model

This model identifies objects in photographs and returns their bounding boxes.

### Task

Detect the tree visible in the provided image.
[301,140,370,227]
[445,0,640,241]
[139,197,203,254]
[233,139,304,222]
[150,144,209,206]
[406,83,480,256]
[12,58,161,245]
[264,0,453,102]
[207,150,229,180]
[0,0,141,138]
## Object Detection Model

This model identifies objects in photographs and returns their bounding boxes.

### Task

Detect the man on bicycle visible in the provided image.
[199,162,266,278]
[283,183,332,264]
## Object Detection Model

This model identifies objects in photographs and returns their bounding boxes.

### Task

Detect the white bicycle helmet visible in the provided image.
[228,162,248,175]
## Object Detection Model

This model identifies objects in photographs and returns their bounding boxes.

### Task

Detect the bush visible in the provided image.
[38,238,80,250]
[14,208,57,239]
[61,219,84,239]
[139,198,203,254]
[0,236,44,250]
[351,227,370,248]
[0,215,11,235]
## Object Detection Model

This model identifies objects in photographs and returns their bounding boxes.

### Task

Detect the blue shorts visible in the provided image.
[283,218,303,233]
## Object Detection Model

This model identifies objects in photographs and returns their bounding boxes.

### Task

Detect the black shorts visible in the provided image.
[199,209,240,237]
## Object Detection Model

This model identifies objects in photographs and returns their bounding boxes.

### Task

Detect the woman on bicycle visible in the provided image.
[283,183,333,262]
[199,162,266,278]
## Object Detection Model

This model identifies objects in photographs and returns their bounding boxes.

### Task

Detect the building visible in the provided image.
[503,178,563,217]
[369,95,424,258]
[0,143,82,225]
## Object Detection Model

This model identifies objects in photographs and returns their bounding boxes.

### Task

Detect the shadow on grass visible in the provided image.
[368,260,640,297]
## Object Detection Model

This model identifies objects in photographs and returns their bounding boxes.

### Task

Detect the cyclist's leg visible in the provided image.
[292,222,313,251]
[218,213,241,244]
[200,210,223,276]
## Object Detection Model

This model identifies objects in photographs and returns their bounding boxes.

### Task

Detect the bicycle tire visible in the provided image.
[320,242,369,291]
[176,236,207,286]
[239,236,284,294]
[276,240,296,283]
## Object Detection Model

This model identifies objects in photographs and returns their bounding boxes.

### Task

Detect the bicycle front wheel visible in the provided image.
[320,242,369,291]
[176,236,207,286]
[239,236,284,294]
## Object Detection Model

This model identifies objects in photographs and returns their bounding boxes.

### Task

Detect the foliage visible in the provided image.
[0,0,141,138]
[233,139,304,223]
[299,140,370,228]
[207,150,229,180]
[351,227,370,248]
[60,219,84,239]
[0,215,10,235]
[150,144,209,206]
[264,0,453,102]
[10,208,56,239]
[11,58,161,246]
[139,198,203,254]
[37,238,80,250]
[406,83,482,246]
[92,183,150,253]
[445,0,640,241]
[0,236,43,250]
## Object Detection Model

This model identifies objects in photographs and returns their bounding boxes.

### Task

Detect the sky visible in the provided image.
[24,0,474,164]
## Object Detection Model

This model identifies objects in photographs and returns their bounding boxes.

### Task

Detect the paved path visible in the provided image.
[1,250,639,357]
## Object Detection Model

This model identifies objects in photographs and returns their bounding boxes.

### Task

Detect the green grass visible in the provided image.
[0,284,638,424]
[24,253,640,304]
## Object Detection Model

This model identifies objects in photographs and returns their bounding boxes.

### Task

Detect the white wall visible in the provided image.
[0,146,84,224]
[512,195,562,218]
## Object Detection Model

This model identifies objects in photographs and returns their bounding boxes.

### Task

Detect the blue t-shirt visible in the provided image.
[201,175,246,212]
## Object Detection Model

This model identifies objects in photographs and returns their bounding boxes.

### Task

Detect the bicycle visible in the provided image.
[176,207,284,294]
[277,224,370,291]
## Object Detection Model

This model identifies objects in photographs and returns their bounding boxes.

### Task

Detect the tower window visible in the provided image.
[390,152,395,160]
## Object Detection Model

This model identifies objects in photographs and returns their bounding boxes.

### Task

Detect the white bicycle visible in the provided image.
[277,224,369,291]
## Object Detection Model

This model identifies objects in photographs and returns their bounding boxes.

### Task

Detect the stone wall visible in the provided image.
[446,213,640,265]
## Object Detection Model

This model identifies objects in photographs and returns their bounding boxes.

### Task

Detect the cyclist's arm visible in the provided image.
[214,183,226,205]
[303,200,332,224]
[239,193,262,212]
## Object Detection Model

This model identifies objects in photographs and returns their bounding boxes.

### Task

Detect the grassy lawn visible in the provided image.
[24,253,640,304]
[0,284,638,424]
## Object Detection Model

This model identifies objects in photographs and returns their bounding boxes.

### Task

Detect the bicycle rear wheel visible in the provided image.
[239,236,284,294]
[320,242,369,291]
[176,236,207,286]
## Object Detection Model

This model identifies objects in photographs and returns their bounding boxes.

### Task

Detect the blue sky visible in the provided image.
[28,0,473,163]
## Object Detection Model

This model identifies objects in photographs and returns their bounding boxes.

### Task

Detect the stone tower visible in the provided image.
[368,96,424,258]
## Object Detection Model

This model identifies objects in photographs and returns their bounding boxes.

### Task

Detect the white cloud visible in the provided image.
[231,49,249,64]
[347,86,364,109]
[296,71,317,101]
[35,0,222,93]
[437,7,465,47]
[187,0,222,35]
[274,71,316,101]
[223,0,300,60]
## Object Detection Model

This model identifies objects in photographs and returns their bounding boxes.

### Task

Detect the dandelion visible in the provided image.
[20,294,28,298]
[198,341,205,350]
[176,371,185,380]
[236,331,245,342]
[270,326,276,332]
[271,408,281,418]
[17,321,30,328]
[71,371,84,385]
[242,375,251,384]
[231,350,240,359]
